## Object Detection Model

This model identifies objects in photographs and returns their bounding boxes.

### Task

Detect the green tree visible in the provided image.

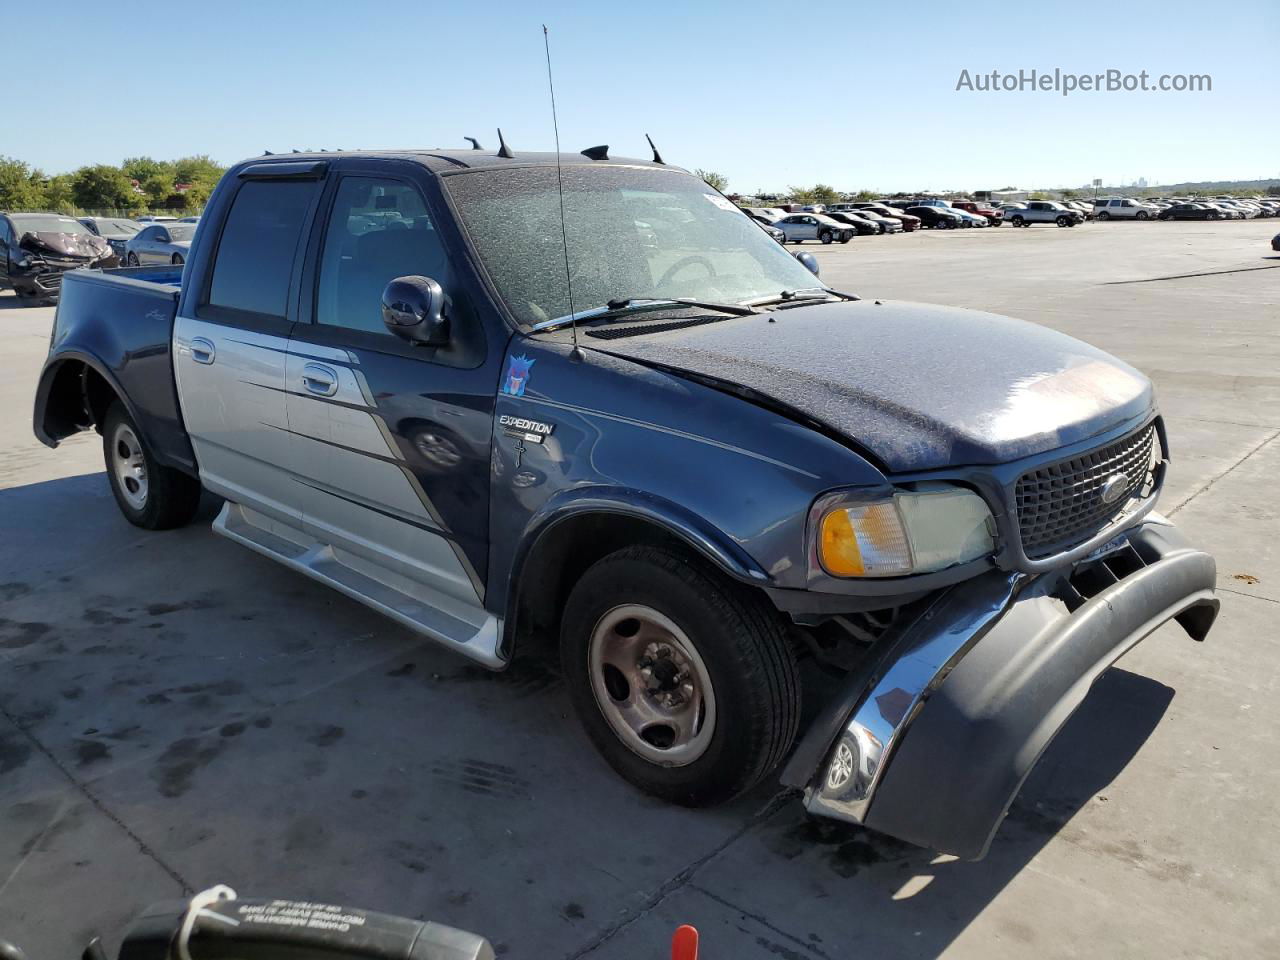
[0,156,48,209]
[788,183,840,204]
[71,164,139,210]
[694,169,729,193]
[43,174,77,212]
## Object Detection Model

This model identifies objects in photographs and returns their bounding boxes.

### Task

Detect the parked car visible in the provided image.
[745,206,788,223]
[79,216,143,261]
[949,200,1004,226]
[1005,201,1082,227]
[850,203,920,231]
[947,207,988,228]
[905,205,964,229]
[822,212,880,236]
[179,216,202,222]
[1203,202,1244,220]
[1157,203,1224,221]
[745,213,787,244]
[774,213,855,243]
[0,212,115,299]
[124,222,199,265]
[33,146,1218,861]
[846,209,903,234]
[135,215,178,222]
[1094,198,1159,221]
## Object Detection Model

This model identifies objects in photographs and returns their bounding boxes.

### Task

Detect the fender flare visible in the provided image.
[33,349,142,448]
[500,486,773,650]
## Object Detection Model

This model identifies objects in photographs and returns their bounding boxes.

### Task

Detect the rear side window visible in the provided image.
[206,179,317,320]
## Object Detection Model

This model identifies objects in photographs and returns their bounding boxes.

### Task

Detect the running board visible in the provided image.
[213,501,505,669]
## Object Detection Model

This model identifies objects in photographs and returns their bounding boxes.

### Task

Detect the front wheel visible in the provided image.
[1096,211,1110,221]
[1056,216,1070,227]
[561,545,800,806]
[819,230,833,244]
[172,253,185,265]
[1136,211,1149,220]
[103,402,202,530]
[126,252,140,266]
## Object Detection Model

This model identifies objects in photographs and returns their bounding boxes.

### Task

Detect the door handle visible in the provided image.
[301,363,339,397]
[190,337,216,364]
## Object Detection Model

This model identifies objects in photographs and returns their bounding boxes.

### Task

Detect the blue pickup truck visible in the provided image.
[33,148,1219,859]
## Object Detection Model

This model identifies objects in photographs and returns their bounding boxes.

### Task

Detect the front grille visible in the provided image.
[34,272,65,292]
[1015,424,1157,560]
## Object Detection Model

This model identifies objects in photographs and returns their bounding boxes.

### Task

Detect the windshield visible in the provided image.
[96,219,142,235]
[444,165,822,328]
[12,215,91,236]
[166,225,197,241]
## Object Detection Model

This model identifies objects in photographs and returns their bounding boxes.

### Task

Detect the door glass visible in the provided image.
[206,179,317,320]
[316,178,450,334]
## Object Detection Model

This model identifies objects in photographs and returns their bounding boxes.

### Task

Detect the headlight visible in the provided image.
[816,485,994,577]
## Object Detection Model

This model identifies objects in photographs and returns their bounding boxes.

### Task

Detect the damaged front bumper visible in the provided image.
[781,516,1219,860]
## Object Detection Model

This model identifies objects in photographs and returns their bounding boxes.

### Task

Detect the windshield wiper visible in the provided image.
[532,297,759,333]
[747,287,861,308]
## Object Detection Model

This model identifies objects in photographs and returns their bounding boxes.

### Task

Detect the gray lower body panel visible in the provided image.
[783,517,1219,860]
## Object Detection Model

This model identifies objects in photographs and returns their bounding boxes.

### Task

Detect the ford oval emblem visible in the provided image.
[1100,473,1130,504]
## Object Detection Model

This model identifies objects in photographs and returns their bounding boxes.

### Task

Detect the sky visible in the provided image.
[9,0,1278,193]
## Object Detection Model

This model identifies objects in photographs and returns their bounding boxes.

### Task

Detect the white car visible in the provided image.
[1094,198,1160,221]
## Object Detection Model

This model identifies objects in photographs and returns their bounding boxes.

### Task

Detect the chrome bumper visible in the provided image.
[781,516,1219,860]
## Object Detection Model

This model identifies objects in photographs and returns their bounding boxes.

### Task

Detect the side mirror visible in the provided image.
[795,251,820,277]
[381,276,449,346]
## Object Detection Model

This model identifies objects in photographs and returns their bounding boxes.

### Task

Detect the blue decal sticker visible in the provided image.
[502,354,535,397]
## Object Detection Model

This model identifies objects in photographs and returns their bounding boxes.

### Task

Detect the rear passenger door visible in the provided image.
[173,168,324,524]
[282,166,494,617]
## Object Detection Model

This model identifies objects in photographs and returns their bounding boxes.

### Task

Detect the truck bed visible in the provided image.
[34,265,196,474]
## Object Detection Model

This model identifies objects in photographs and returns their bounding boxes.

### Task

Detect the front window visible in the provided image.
[444,165,821,328]
[10,215,92,236]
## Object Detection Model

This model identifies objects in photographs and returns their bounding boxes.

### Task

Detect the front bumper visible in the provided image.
[781,516,1218,860]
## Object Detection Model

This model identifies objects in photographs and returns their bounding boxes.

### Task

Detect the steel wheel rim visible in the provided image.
[111,422,148,510]
[588,604,716,766]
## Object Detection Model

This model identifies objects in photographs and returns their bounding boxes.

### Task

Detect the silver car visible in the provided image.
[124,222,198,265]
[773,213,854,244]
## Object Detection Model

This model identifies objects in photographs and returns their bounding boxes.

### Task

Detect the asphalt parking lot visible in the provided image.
[2,220,1278,959]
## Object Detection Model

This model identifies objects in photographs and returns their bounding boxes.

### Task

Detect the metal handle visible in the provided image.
[301,363,338,397]
[190,337,215,365]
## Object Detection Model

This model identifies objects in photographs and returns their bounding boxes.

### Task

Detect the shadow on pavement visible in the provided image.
[731,667,1174,958]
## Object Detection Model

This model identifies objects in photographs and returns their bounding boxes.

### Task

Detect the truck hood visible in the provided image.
[588,299,1154,472]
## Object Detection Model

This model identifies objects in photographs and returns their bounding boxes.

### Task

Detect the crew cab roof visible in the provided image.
[235,149,681,176]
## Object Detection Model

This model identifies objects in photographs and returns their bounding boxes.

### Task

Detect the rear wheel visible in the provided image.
[103,402,201,530]
[561,545,800,806]
[839,233,852,243]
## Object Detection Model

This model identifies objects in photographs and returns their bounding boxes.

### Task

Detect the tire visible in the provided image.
[1208,212,1219,220]
[1010,216,1024,227]
[1096,211,1110,221]
[561,545,800,807]
[102,401,201,530]
[172,253,184,265]
[838,234,851,244]
[1136,211,1149,220]
[819,230,833,244]
[1056,216,1069,227]
[126,252,140,266]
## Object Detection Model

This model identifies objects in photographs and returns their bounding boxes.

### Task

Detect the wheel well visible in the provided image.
[41,361,118,442]
[506,513,727,658]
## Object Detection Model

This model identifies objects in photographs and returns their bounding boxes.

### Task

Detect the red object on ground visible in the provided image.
[671,924,699,960]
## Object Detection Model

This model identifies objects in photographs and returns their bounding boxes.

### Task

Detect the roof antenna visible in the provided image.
[496,128,514,159]
[542,24,579,356]
[581,145,609,161]
[464,136,483,150]
[645,133,664,164]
